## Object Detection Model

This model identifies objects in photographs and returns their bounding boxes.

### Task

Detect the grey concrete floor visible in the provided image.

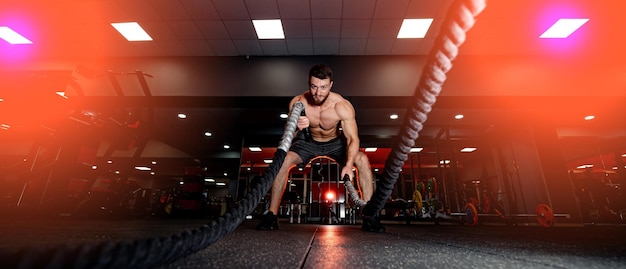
[0,217,625,269]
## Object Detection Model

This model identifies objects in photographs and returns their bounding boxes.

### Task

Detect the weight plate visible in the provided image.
[412,190,423,213]
[463,202,478,226]
[536,203,554,228]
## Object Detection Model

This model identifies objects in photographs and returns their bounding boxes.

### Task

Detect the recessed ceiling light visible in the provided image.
[134,166,151,171]
[249,146,262,152]
[455,114,464,120]
[410,147,423,153]
[576,164,593,169]
[540,18,589,38]
[389,114,399,120]
[461,147,477,153]
[439,159,451,165]
[111,22,153,41]
[205,178,215,182]
[280,113,288,119]
[584,115,595,120]
[397,18,434,38]
[252,19,285,39]
[204,131,212,137]
[216,182,226,186]
[365,147,377,152]
[55,91,67,99]
[223,144,230,149]
[0,26,32,44]
[177,113,187,119]
[264,159,273,164]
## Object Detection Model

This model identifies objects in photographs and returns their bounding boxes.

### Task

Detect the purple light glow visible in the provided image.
[535,4,590,55]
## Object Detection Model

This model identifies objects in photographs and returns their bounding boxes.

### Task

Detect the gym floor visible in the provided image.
[0,216,625,269]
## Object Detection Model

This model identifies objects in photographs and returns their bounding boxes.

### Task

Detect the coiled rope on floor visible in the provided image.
[362,0,487,217]
[0,103,305,269]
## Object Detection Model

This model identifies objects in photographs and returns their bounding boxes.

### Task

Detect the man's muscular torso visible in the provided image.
[293,91,345,142]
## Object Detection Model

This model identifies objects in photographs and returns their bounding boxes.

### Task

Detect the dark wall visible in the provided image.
[4,54,625,98]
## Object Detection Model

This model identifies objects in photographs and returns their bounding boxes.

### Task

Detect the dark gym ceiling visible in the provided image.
[0,0,625,180]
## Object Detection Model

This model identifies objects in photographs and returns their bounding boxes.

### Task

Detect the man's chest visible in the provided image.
[308,106,340,130]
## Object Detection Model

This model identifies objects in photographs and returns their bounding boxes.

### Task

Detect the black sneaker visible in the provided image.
[256,211,279,230]
[361,215,386,233]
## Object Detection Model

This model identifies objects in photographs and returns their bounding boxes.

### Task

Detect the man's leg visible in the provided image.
[257,151,302,230]
[354,151,385,233]
[268,152,302,214]
[354,151,374,202]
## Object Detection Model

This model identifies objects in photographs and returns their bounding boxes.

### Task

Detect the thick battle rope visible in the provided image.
[344,177,367,207]
[362,0,487,217]
[0,103,305,269]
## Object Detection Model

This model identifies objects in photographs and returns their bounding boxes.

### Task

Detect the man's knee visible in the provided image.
[355,151,371,167]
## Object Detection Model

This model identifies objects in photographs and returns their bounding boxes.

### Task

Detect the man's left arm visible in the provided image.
[336,100,360,179]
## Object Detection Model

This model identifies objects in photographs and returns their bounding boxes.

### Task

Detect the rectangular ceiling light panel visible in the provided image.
[0,26,32,44]
[111,22,153,41]
[252,19,285,39]
[540,18,589,38]
[397,19,433,38]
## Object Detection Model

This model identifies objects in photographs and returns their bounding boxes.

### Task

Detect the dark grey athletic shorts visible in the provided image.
[290,135,347,166]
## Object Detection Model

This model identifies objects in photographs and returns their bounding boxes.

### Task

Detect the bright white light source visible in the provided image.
[577,164,593,169]
[455,114,464,120]
[252,19,285,39]
[584,115,595,121]
[249,147,262,152]
[365,147,377,152]
[111,22,153,41]
[177,113,187,119]
[397,19,433,38]
[0,124,10,130]
[204,131,212,137]
[264,159,273,164]
[439,159,451,165]
[135,166,151,171]
[389,114,399,120]
[0,26,32,44]
[410,147,423,153]
[540,18,589,38]
[56,91,68,99]
[223,144,230,149]
[280,113,288,119]
[216,182,226,186]
[461,147,477,153]
[205,178,215,182]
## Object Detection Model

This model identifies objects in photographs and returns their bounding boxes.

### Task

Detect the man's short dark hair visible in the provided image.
[309,64,333,81]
